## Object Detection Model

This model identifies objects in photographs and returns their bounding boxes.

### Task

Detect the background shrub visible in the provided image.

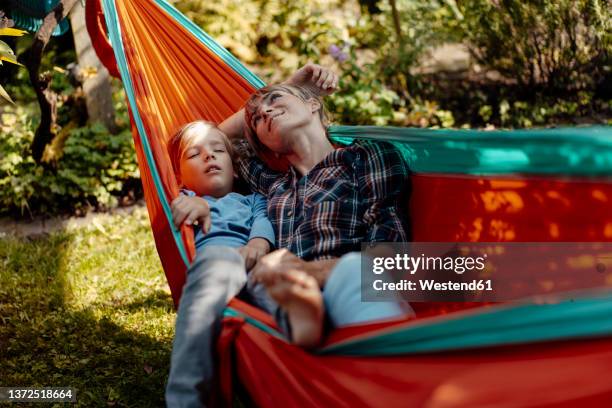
[0,105,140,217]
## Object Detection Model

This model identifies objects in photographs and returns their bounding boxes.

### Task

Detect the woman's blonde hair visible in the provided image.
[243,84,330,164]
[167,120,234,183]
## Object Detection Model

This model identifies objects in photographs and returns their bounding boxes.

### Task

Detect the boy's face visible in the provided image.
[179,127,234,198]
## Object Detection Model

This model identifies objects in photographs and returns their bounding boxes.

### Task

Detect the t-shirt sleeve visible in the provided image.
[234,139,282,196]
[248,193,275,246]
[356,141,411,242]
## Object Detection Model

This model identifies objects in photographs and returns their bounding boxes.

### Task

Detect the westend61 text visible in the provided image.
[373,279,493,292]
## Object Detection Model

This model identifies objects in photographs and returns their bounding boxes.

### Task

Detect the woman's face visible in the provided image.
[249,90,319,154]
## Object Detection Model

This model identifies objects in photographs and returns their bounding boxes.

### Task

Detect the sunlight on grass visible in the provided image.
[0,207,176,407]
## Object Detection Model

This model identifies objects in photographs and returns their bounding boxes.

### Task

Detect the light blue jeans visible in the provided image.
[165,247,409,408]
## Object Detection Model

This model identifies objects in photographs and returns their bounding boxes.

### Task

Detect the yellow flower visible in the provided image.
[0,27,27,37]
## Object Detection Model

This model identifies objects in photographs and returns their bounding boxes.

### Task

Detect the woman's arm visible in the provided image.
[218,109,246,141]
[218,63,338,140]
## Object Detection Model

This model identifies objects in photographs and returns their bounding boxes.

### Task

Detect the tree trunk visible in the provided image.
[388,0,403,48]
[69,1,116,133]
[21,0,79,164]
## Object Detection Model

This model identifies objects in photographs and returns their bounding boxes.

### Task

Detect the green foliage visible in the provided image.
[0,105,140,216]
[173,0,344,79]
[327,46,405,126]
[0,20,28,103]
[456,0,611,92]
[0,209,173,407]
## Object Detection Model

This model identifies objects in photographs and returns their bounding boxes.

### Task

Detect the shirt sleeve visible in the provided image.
[248,193,276,246]
[234,139,282,196]
[356,141,411,242]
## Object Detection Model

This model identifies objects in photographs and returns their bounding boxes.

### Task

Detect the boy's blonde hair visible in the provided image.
[243,84,329,163]
[167,120,234,184]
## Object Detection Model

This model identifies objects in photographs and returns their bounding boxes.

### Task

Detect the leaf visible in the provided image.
[0,84,14,104]
[0,28,27,37]
[0,40,22,66]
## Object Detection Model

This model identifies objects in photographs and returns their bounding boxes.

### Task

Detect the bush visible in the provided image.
[0,105,140,217]
[456,0,610,93]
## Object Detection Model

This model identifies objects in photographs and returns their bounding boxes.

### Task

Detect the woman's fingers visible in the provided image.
[322,71,336,90]
[311,65,322,85]
[316,70,328,87]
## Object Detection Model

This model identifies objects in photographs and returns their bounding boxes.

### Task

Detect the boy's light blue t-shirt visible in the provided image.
[183,191,275,251]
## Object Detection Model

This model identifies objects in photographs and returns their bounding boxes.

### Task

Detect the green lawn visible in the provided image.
[0,208,175,407]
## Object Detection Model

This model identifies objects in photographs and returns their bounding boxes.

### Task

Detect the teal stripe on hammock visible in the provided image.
[223,308,287,341]
[101,0,190,267]
[319,291,612,355]
[224,292,612,355]
[330,125,612,177]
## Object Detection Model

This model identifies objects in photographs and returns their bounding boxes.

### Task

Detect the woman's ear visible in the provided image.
[307,97,321,114]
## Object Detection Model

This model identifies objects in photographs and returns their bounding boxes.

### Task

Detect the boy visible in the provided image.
[165,120,275,407]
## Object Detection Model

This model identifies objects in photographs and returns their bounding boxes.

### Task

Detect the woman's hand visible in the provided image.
[284,62,338,96]
[239,237,271,270]
[250,248,337,288]
[170,195,212,233]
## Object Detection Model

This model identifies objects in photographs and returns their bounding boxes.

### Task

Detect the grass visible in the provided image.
[0,208,175,407]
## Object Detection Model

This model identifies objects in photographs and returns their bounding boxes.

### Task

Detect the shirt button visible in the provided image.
[287,210,293,216]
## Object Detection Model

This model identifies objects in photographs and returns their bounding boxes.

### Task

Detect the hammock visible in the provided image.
[91,0,612,405]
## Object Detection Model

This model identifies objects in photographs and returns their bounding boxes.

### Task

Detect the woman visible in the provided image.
[166,64,412,408]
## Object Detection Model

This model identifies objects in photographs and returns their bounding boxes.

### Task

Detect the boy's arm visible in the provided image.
[238,194,275,270]
[248,193,275,247]
[218,63,338,141]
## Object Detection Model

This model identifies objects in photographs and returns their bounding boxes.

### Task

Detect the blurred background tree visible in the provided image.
[0,0,610,217]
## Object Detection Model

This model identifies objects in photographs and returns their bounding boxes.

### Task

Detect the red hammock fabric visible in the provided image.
[217,297,612,407]
[89,1,612,406]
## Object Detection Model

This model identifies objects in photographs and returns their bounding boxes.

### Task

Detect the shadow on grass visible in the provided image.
[118,290,174,314]
[0,232,173,407]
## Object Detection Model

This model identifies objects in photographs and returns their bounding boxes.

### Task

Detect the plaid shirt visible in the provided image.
[235,140,410,261]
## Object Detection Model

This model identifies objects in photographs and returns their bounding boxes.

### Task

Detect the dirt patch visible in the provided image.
[0,201,148,238]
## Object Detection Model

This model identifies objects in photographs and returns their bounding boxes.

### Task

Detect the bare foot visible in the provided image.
[264,270,324,348]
